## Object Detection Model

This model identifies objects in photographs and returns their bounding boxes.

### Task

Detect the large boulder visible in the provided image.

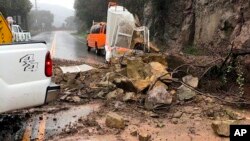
[232,22,250,49]
[127,57,147,80]
[211,120,236,137]
[145,85,172,110]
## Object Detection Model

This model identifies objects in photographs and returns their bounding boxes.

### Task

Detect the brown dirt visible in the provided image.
[49,96,250,141]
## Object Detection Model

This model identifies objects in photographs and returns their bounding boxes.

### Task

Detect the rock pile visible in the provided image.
[53,53,201,110]
[98,53,177,110]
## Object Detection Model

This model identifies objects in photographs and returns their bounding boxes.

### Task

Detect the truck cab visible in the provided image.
[86,22,106,55]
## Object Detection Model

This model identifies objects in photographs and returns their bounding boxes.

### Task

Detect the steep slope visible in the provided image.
[143,0,250,52]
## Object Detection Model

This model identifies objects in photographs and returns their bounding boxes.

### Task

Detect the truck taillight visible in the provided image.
[45,52,52,77]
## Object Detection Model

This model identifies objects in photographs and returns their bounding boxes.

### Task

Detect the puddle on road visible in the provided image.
[45,104,100,139]
[0,114,27,141]
[21,103,100,140]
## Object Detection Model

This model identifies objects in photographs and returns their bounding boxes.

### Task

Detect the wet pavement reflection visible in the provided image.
[32,31,104,63]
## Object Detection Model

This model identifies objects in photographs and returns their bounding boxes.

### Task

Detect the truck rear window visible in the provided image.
[90,25,101,34]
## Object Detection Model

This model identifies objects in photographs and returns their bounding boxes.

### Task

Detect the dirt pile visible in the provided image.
[53,53,202,110]
[96,53,181,111]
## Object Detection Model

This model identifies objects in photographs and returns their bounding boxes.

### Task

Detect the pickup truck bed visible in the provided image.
[0,42,60,113]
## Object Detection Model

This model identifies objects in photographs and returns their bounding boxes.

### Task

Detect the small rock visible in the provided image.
[177,85,197,101]
[60,95,68,100]
[211,120,236,137]
[131,130,138,136]
[123,92,136,102]
[183,106,195,114]
[72,96,81,103]
[225,109,245,120]
[129,126,138,136]
[170,90,176,95]
[54,67,63,75]
[138,131,151,141]
[116,88,124,94]
[194,117,202,121]
[156,122,165,128]
[204,97,214,103]
[97,81,115,87]
[171,118,178,124]
[154,81,168,90]
[182,75,199,88]
[105,112,125,129]
[106,89,124,100]
[114,101,126,110]
[96,91,105,98]
[173,111,183,118]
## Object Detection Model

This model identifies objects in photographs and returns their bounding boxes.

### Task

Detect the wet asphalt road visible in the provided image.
[32,31,104,63]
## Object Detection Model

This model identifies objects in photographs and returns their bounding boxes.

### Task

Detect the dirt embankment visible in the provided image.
[143,0,250,54]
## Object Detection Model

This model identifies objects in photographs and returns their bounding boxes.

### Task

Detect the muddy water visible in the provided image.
[26,104,100,140]
[0,114,27,141]
[44,104,100,139]
[0,103,100,140]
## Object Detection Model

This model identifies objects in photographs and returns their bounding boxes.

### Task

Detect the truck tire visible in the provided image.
[87,42,91,52]
[95,42,101,56]
[95,47,101,56]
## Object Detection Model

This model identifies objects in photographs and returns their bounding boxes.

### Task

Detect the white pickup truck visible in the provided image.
[0,41,60,113]
[12,25,31,42]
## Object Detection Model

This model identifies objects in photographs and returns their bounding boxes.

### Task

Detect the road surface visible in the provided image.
[32,31,104,63]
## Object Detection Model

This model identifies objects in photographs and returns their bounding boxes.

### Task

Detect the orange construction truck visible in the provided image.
[86,22,106,55]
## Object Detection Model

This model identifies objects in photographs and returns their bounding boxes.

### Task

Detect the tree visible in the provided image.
[117,0,148,23]
[64,16,77,30]
[74,0,149,32]
[28,10,54,31]
[0,0,32,29]
[74,0,109,31]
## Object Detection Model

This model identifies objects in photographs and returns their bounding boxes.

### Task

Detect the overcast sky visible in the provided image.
[32,0,75,10]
